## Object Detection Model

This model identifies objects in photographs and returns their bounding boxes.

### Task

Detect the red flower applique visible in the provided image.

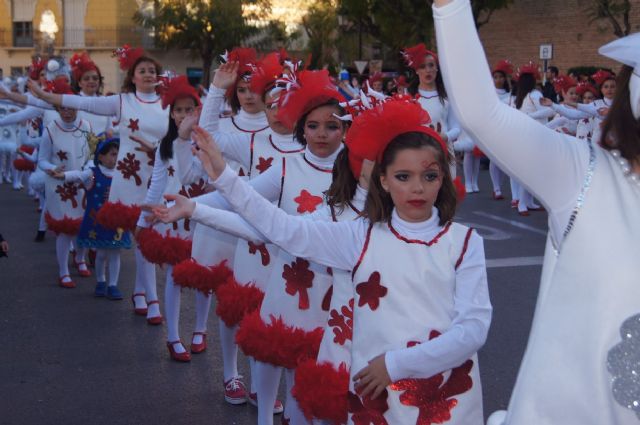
[179,178,208,198]
[356,271,387,311]
[167,165,175,177]
[328,298,354,345]
[116,152,142,185]
[256,156,274,174]
[294,189,323,213]
[348,389,389,425]
[248,241,270,266]
[321,284,333,311]
[127,118,139,132]
[389,330,474,424]
[56,150,68,161]
[145,148,156,167]
[55,183,79,208]
[238,168,246,177]
[282,257,315,310]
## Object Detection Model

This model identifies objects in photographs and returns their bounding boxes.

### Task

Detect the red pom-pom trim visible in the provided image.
[236,310,323,369]
[136,227,192,266]
[172,259,233,294]
[472,146,485,158]
[293,360,350,424]
[45,212,82,235]
[453,176,466,204]
[13,158,35,171]
[215,278,265,327]
[96,201,141,232]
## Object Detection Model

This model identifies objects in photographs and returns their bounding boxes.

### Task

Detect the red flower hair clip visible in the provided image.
[112,44,145,71]
[493,59,514,76]
[515,61,541,81]
[160,74,201,110]
[576,81,599,98]
[402,43,438,70]
[552,75,577,94]
[70,52,99,82]
[28,57,45,81]
[592,69,615,86]
[249,52,284,97]
[220,47,258,98]
[45,76,74,95]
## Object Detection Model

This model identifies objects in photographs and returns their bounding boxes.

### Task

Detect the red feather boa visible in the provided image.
[215,278,265,327]
[235,310,323,369]
[136,227,192,265]
[13,158,35,171]
[293,360,350,424]
[96,201,141,232]
[172,259,232,294]
[45,212,82,235]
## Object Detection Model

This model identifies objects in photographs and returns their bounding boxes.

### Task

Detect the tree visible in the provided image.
[587,0,632,37]
[302,0,339,69]
[133,0,270,86]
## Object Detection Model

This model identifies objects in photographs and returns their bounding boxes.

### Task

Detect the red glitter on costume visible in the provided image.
[256,156,274,174]
[248,241,271,266]
[356,271,387,311]
[294,189,323,213]
[282,257,315,310]
[328,298,354,345]
[348,389,389,425]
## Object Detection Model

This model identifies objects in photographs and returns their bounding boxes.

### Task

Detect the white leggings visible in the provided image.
[95,249,121,286]
[164,264,212,342]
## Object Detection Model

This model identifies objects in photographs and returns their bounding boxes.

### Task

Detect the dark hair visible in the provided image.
[548,66,559,76]
[121,56,162,93]
[325,147,358,214]
[365,132,457,225]
[72,68,104,95]
[158,97,198,161]
[493,70,510,92]
[228,77,252,114]
[600,65,640,163]
[94,140,119,166]
[408,67,448,105]
[515,73,536,110]
[293,98,346,145]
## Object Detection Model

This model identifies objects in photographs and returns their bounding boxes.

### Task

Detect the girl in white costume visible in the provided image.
[37,79,91,288]
[136,76,206,361]
[574,82,599,141]
[30,46,170,324]
[433,0,640,422]
[156,95,491,425]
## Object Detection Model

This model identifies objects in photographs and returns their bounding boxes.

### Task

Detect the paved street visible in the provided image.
[0,167,547,425]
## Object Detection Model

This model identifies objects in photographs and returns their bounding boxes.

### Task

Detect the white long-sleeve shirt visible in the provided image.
[64,164,114,185]
[37,118,81,172]
[417,88,461,141]
[61,90,160,121]
[434,0,590,243]
[190,164,491,382]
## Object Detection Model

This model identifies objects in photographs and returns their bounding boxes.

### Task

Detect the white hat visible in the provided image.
[599,33,640,118]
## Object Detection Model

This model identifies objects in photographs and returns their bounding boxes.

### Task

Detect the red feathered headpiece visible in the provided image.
[45,76,74,95]
[273,69,345,129]
[28,57,45,81]
[402,43,438,70]
[367,72,383,86]
[552,75,577,94]
[249,53,283,97]
[592,69,615,86]
[493,59,514,76]
[70,52,99,82]
[515,62,541,81]
[576,81,599,98]
[395,75,409,88]
[221,47,258,99]
[112,44,145,71]
[346,95,447,166]
[160,75,201,110]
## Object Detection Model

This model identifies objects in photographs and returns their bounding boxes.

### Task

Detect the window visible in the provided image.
[13,22,33,47]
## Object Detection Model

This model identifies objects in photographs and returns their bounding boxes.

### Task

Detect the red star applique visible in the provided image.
[127,118,140,132]
[389,331,474,424]
[355,271,387,311]
[294,189,323,213]
[56,150,68,161]
[282,257,315,310]
[348,389,389,425]
[167,165,175,177]
[256,156,274,174]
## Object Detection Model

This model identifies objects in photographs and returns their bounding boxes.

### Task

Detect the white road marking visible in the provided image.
[472,211,548,236]
[486,256,544,268]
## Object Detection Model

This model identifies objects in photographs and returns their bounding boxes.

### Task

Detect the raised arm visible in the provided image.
[433,0,590,240]
[61,94,120,117]
[0,106,42,126]
[551,103,591,120]
[385,231,492,380]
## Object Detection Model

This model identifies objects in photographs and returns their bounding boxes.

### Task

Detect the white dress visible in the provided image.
[434,0,640,423]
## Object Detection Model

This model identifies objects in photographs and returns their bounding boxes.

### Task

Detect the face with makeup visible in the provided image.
[171,96,197,127]
[78,70,101,96]
[380,146,443,222]
[416,55,438,89]
[56,105,77,123]
[264,91,291,135]
[303,104,344,158]
[132,60,158,93]
[581,91,596,104]
[601,79,616,99]
[236,80,264,114]
[563,86,579,104]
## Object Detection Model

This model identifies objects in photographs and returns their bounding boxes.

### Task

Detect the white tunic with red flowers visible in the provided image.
[41,118,91,223]
[218,109,269,176]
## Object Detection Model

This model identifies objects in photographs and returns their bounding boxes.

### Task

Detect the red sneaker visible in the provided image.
[224,376,247,405]
[248,392,284,414]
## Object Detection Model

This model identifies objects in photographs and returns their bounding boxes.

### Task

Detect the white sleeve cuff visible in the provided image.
[384,350,402,382]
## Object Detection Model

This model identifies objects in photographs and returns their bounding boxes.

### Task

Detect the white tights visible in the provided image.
[134,246,159,317]
[255,362,309,425]
[95,249,121,286]
[489,161,504,194]
[462,152,480,192]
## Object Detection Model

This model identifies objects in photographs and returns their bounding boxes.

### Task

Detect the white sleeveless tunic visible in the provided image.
[504,142,640,424]
[44,119,91,226]
[349,221,483,425]
[108,92,168,206]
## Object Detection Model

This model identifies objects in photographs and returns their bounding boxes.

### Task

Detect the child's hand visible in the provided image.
[212,61,239,90]
[178,109,200,140]
[151,194,195,223]
[46,167,65,180]
[191,126,226,181]
[130,135,155,153]
[353,354,391,400]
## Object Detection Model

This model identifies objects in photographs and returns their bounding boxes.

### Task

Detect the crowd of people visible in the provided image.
[0,0,638,423]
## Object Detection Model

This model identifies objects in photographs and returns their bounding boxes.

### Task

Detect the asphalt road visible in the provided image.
[0,167,548,425]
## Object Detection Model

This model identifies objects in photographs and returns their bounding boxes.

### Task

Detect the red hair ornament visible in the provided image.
[402,43,438,70]
[112,44,145,71]
[45,77,74,95]
[249,52,284,97]
[159,74,201,110]
[28,57,45,81]
[220,47,258,99]
[493,59,514,76]
[70,52,99,82]
[553,75,577,94]
[576,81,599,98]
[515,62,541,81]
[592,69,615,86]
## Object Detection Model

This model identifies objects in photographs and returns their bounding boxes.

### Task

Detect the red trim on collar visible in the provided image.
[419,94,439,100]
[54,120,83,133]
[387,220,452,246]
[303,154,332,173]
[269,135,305,154]
[134,93,160,104]
[231,116,269,134]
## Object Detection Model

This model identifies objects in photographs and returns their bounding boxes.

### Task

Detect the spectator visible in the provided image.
[543,65,559,102]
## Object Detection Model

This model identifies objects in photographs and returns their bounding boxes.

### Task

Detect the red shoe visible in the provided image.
[131,293,148,316]
[146,300,163,325]
[190,332,207,354]
[248,392,284,414]
[167,341,191,362]
[223,376,247,405]
[518,210,530,217]
[58,275,75,288]
[75,261,92,277]
[510,200,519,209]
[493,191,504,200]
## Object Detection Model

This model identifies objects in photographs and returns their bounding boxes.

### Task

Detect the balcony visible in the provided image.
[0,27,155,51]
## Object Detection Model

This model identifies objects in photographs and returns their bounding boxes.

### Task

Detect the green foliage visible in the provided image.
[302,0,339,69]
[585,0,632,37]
